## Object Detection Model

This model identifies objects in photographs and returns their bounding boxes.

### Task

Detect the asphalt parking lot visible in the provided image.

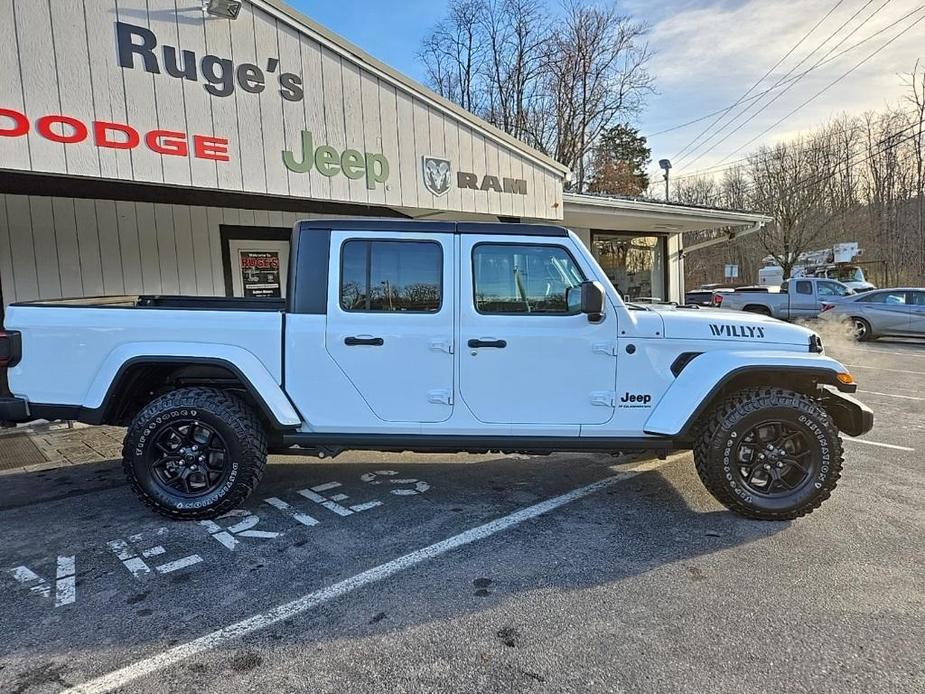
[1,339,923,694]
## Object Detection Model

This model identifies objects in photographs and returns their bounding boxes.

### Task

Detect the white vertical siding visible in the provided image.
[116,0,162,183]
[27,197,61,299]
[0,193,347,305]
[0,0,30,171]
[15,0,65,174]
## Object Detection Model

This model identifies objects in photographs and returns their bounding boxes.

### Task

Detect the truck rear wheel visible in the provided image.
[122,387,268,520]
[693,387,843,520]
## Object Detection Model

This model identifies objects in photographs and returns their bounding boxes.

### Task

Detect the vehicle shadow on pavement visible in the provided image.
[0,452,788,688]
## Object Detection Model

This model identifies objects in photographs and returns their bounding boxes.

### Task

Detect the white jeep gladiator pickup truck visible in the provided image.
[0,220,872,521]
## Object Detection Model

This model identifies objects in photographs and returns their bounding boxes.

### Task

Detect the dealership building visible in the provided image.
[0,0,769,312]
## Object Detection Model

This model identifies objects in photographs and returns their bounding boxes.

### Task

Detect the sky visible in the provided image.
[297,0,924,181]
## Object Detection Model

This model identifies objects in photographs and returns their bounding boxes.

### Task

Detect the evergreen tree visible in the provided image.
[587,124,651,196]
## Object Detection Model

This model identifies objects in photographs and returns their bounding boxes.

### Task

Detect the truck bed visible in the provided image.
[4,299,285,411]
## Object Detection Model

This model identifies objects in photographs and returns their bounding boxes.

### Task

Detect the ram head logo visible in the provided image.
[423,156,452,196]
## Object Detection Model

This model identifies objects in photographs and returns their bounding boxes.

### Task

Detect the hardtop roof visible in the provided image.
[297,219,569,237]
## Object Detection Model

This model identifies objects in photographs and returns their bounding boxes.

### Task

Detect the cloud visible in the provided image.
[635,0,924,175]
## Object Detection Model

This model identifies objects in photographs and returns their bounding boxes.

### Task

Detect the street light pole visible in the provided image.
[658,159,672,203]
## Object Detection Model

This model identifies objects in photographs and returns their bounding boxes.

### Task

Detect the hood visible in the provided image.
[658,308,815,347]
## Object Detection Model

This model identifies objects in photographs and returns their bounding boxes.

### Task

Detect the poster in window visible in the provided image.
[239,250,282,298]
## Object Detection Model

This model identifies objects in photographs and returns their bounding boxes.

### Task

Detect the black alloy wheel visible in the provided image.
[149,419,231,498]
[730,420,814,497]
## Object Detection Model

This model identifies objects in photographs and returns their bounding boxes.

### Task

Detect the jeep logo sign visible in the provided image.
[282,130,390,190]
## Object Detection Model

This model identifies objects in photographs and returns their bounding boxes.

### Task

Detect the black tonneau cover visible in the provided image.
[11,295,286,312]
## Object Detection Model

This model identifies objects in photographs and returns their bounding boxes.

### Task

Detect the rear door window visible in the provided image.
[859,291,907,305]
[817,281,849,297]
[340,240,442,312]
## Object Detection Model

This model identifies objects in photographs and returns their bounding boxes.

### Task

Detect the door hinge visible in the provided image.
[427,389,454,405]
[429,338,454,354]
[590,390,616,407]
[592,342,618,356]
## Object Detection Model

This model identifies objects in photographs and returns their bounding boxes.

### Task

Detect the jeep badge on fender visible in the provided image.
[620,393,652,407]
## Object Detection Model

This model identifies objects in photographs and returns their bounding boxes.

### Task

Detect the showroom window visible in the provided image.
[590,232,666,301]
[472,243,585,314]
[340,240,442,312]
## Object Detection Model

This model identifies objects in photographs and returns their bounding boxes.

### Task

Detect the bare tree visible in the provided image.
[420,0,652,188]
[546,1,653,190]
[902,61,925,275]
[479,0,551,144]
[419,0,486,112]
[747,138,841,279]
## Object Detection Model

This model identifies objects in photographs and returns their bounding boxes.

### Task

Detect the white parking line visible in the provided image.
[831,346,925,358]
[844,363,925,376]
[60,458,669,694]
[858,390,925,402]
[845,438,915,452]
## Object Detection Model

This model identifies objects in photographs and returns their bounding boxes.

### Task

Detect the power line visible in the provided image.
[681,121,922,207]
[712,11,925,166]
[669,110,921,182]
[677,0,893,171]
[665,0,846,157]
[674,0,881,163]
[649,3,925,138]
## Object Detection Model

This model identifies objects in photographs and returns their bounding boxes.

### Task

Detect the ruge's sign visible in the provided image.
[117,22,304,102]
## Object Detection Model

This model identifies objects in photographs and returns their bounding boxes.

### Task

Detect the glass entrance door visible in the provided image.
[590,232,666,302]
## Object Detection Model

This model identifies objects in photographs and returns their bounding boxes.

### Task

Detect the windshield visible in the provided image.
[825,266,864,283]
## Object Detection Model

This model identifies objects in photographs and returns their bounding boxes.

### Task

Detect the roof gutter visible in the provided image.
[682,219,768,255]
[562,194,772,225]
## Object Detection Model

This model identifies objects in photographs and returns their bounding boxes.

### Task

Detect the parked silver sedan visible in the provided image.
[819,287,925,340]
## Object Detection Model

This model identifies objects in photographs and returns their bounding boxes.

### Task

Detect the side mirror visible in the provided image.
[579,280,605,321]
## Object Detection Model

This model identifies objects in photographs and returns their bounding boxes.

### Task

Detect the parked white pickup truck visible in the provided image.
[0,220,872,521]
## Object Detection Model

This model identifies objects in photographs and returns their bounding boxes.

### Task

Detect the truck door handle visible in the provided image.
[344,336,384,346]
[467,338,507,349]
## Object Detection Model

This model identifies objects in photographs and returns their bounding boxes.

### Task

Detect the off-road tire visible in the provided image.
[693,387,843,520]
[122,387,267,520]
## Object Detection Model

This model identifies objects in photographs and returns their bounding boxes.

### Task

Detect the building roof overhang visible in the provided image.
[563,193,772,234]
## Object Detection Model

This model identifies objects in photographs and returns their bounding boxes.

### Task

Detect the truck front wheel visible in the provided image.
[122,387,268,520]
[693,387,843,520]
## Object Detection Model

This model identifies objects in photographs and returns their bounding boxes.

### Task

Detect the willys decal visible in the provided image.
[709,324,767,339]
